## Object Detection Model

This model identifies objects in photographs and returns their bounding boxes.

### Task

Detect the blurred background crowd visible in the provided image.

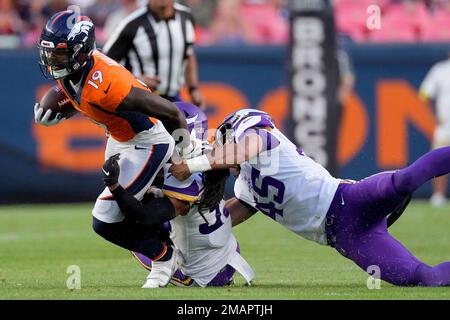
[1,0,289,48]
[1,0,450,49]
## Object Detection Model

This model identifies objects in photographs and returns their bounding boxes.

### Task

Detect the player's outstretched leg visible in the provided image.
[393,146,450,196]
[414,262,450,286]
[335,220,450,286]
[338,172,407,224]
[328,147,450,286]
[92,217,174,262]
[339,146,450,224]
[93,217,181,288]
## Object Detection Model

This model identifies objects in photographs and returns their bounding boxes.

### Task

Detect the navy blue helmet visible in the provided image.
[38,11,96,80]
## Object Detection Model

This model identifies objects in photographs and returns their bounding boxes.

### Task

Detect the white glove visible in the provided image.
[34,103,66,126]
[174,127,207,159]
[176,138,199,159]
[177,136,212,159]
[190,139,212,158]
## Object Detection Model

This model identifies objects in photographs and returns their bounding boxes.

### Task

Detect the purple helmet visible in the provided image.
[215,109,275,146]
[175,101,208,141]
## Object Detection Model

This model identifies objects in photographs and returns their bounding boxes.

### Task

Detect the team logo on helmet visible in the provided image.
[67,21,93,41]
[186,114,199,125]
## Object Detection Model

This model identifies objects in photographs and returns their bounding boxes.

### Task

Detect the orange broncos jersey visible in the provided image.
[57,50,156,142]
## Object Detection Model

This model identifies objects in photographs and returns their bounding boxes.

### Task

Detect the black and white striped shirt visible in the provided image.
[103,3,195,98]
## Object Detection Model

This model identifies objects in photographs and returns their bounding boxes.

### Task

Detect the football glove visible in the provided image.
[34,103,66,126]
[176,137,211,160]
[102,153,121,187]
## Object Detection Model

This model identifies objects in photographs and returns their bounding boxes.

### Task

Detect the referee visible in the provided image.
[103,0,206,109]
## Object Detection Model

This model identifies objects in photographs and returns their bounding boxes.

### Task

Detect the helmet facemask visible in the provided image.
[214,122,235,147]
[214,111,252,147]
[38,11,96,80]
[38,41,92,80]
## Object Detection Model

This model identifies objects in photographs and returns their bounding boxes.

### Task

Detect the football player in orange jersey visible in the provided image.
[34,10,202,287]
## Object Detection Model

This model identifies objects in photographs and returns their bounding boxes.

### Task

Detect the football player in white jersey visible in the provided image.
[132,165,254,288]
[419,51,450,207]
[170,109,450,287]
[101,102,254,288]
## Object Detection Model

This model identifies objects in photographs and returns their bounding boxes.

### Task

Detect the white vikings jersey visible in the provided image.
[161,165,254,287]
[230,110,341,245]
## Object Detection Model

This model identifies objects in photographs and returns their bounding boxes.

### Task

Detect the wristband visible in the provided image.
[186,155,212,172]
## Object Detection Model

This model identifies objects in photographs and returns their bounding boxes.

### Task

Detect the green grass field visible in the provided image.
[0,201,449,300]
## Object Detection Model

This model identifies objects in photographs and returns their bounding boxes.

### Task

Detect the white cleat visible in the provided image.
[430,193,447,208]
[142,278,159,289]
[141,247,181,288]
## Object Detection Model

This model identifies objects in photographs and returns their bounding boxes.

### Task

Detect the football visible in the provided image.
[39,85,77,120]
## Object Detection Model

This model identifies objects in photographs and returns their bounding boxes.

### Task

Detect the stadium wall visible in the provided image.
[1,43,449,203]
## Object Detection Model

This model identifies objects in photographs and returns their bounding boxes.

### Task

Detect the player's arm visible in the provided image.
[225,197,257,227]
[185,52,206,109]
[419,91,430,102]
[419,65,438,103]
[102,154,189,226]
[337,49,356,104]
[206,132,263,169]
[181,11,205,109]
[110,185,190,223]
[170,130,266,180]
[419,85,433,103]
[117,87,191,151]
